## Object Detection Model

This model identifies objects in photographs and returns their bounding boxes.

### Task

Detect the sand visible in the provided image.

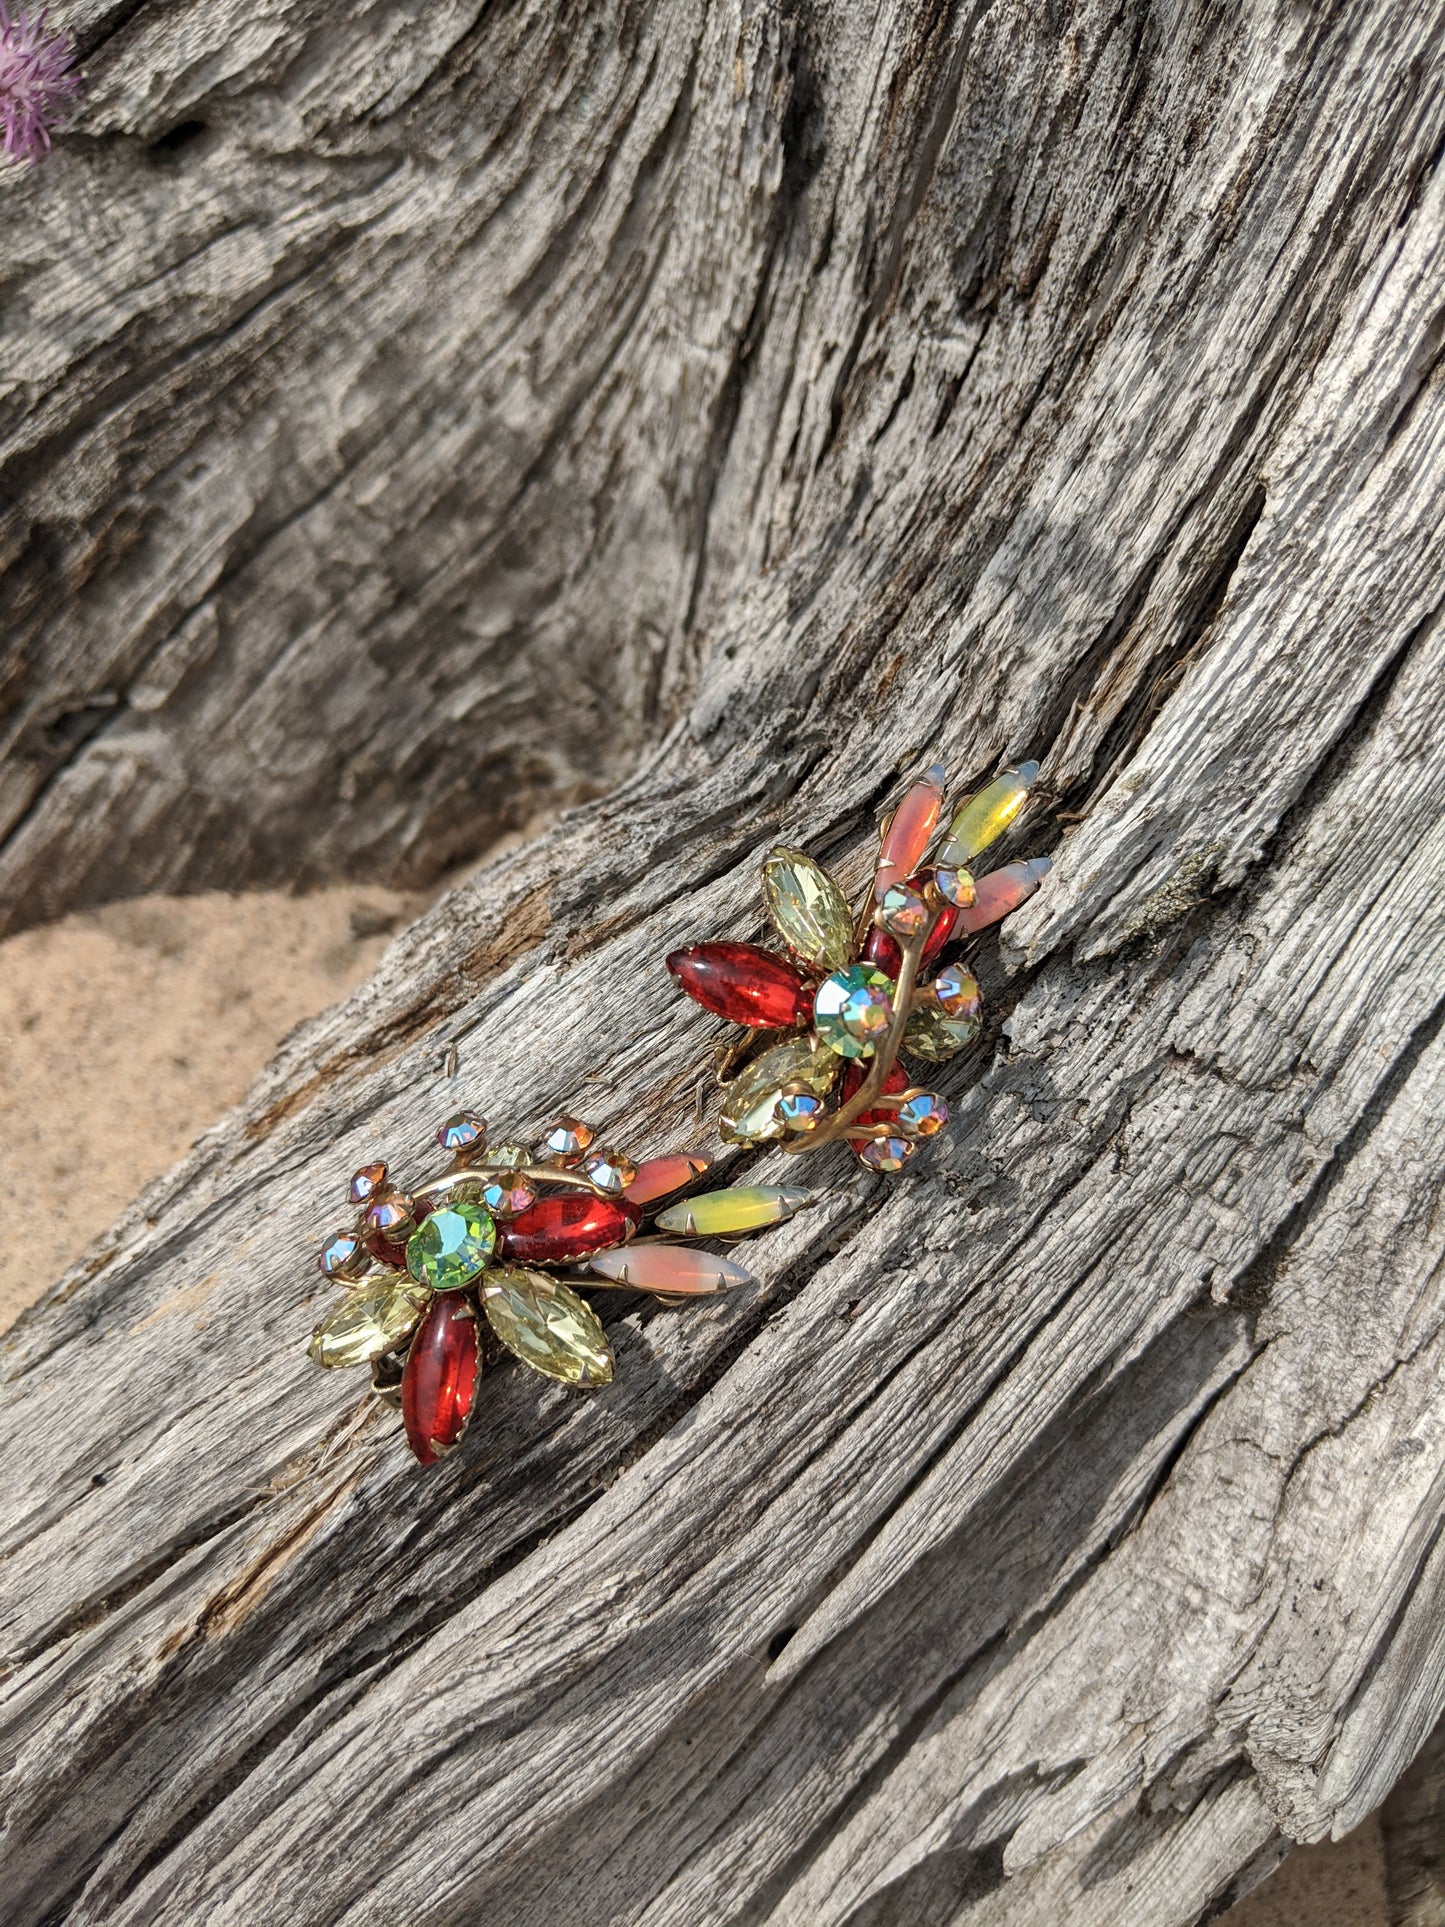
[0,885,1390,1925]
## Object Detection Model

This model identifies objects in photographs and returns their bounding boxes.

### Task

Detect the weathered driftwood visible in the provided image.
[3,2,1445,1923]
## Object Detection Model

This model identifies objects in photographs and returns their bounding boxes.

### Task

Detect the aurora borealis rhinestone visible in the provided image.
[578,1147,638,1195]
[896,1090,949,1137]
[933,963,981,1020]
[858,1134,915,1172]
[348,1161,388,1204]
[317,1230,367,1279]
[436,1111,487,1155]
[405,1200,497,1291]
[813,966,894,1058]
[477,1173,536,1218]
[540,1116,595,1164]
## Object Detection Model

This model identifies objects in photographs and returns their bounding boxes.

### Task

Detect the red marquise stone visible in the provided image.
[666,942,812,1029]
[500,1193,640,1264]
[402,1295,480,1465]
[864,870,957,977]
[842,1059,910,1129]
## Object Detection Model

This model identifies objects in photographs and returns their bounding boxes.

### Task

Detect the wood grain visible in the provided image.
[2,2,1444,1923]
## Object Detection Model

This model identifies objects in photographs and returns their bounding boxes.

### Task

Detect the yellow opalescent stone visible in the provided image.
[479,1267,614,1387]
[308,1277,428,1369]
[939,761,1039,864]
[720,1036,840,1145]
[762,848,854,972]
[904,1003,982,1061]
[655,1186,814,1236]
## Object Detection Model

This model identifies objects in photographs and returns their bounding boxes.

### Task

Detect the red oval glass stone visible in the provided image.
[842,1059,910,1129]
[665,942,812,1029]
[500,1193,640,1264]
[864,871,956,977]
[402,1294,480,1465]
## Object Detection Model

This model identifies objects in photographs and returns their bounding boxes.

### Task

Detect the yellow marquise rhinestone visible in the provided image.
[308,1276,428,1369]
[761,848,854,972]
[720,1035,840,1146]
[904,1002,982,1061]
[479,1267,614,1387]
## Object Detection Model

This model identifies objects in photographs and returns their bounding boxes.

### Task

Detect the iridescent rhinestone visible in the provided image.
[477,1173,537,1219]
[366,1195,414,1239]
[778,1089,827,1134]
[348,1161,388,1204]
[857,1135,915,1172]
[540,1116,595,1164]
[577,1147,638,1195]
[813,966,895,1059]
[933,964,982,1021]
[405,1199,497,1291]
[932,864,976,908]
[896,1090,949,1138]
[317,1230,368,1280]
[877,882,930,939]
[436,1111,487,1156]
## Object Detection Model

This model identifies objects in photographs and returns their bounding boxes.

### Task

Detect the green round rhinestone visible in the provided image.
[405,1201,497,1292]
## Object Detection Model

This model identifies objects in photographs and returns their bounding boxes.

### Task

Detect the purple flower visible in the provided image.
[0,3,79,165]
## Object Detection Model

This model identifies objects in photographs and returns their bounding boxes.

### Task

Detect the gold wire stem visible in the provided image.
[782,913,933,1155]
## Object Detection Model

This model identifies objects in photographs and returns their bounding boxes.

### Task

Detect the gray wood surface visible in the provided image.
[3,2,1445,1923]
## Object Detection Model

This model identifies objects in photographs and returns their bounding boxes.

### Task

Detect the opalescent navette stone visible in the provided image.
[904,1002,982,1061]
[624,1154,709,1205]
[308,1276,428,1369]
[762,848,854,972]
[406,1200,497,1291]
[590,1245,755,1294]
[955,857,1052,933]
[656,1186,813,1236]
[480,1267,614,1386]
[874,766,945,899]
[938,762,1039,865]
[402,1293,479,1464]
[720,1035,840,1146]
[814,966,894,1059]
